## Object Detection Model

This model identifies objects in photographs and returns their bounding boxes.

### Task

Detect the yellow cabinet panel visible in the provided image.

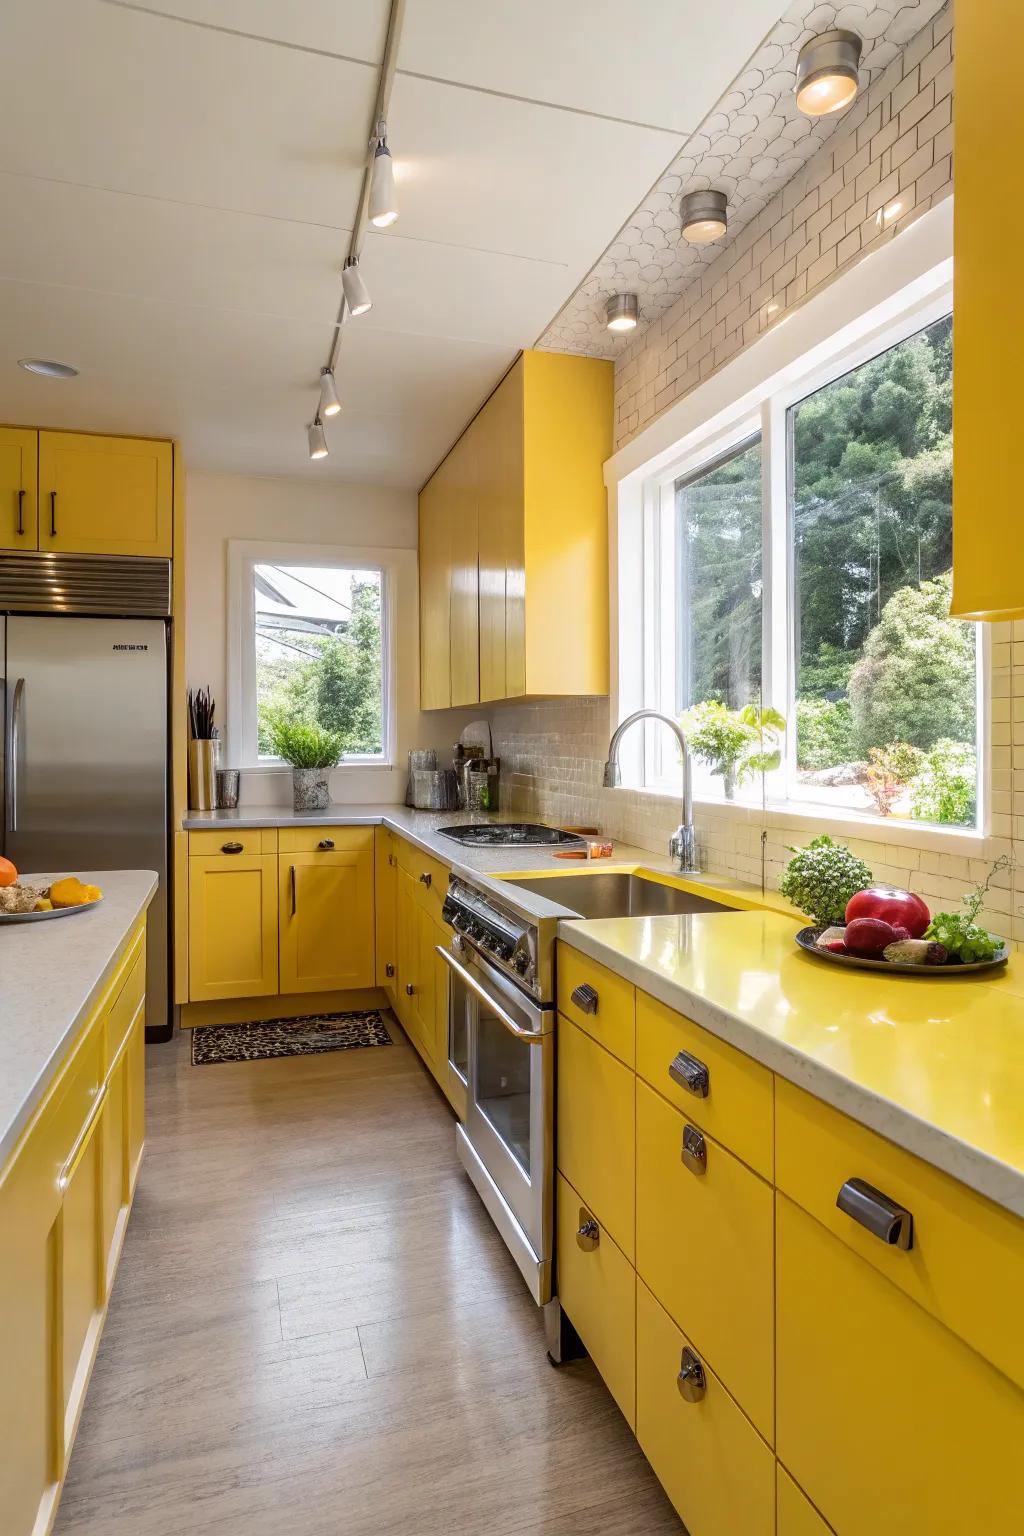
[777,1194,1024,1536]
[430,915,451,1076]
[556,1173,635,1427]
[126,1004,146,1195]
[60,1087,106,1447]
[188,854,278,1001]
[279,847,375,994]
[278,826,371,854]
[636,1079,774,1441]
[557,942,635,1066]
[478,360,524,702]
[38,431,172,557]
[637,1278,775,1536]
[395,864,418,1039]
[556,1018,634,1257]
[188,828,275,857]
[777,1467,833,1536]
[100,1031,131,1296]
[449,419,480,707]
[375,830,397,993]
[418,455,453,710]
[0,426,38,550]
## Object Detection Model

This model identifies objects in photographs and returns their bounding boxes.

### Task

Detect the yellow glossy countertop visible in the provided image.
[559,909,1024,1218]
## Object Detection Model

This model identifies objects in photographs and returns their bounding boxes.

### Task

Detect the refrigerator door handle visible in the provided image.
[6,677,24,833]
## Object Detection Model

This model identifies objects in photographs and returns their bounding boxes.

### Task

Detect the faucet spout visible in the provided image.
[602,709,699,874]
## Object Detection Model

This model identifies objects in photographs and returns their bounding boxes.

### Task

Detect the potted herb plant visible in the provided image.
[683,701,786,799]
[267,717,344,812]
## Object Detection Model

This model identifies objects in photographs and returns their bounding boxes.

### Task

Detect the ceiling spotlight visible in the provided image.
[680,189,728,244]
[307,415,328,460]
[342,258,372,317]
[795,29,862,116]
[18,358,78,378]
[369,129,398,228]
[605,293,639,333]
[319,368,341,418]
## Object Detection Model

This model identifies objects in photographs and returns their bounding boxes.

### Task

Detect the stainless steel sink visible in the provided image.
[502,871,734,920]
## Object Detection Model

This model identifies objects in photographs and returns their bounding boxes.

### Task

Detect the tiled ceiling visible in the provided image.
[0,0,791,486]
[539,0,949,360]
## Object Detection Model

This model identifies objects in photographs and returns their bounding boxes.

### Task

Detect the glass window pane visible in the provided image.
[790,314,977,826]
[254,563,384,759]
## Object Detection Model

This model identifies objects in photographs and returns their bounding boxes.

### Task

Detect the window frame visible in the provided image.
[637,274,987,832]
[226,539,398,772]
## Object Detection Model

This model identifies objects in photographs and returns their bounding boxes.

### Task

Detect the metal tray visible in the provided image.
[0,897,103,925]
[796,925,1009,976]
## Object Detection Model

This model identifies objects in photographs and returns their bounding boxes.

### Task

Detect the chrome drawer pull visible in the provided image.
[318,838,335,850]
[405,983,415,997]
[221,841,244,854]
[385,963,395,978]
[837,1178,913,1251]
[677,1346,706,1403]
[669,1048,709,1098]
[681,1124,707,1175]
[576,1210,599,1251]
[570,982,599,1015]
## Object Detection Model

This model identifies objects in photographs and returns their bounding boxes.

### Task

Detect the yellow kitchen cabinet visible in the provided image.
[279,838,375,994]
[375,829,398,993]
[556,1173,636,1427]
[418,349,612,708]
[188,852,279,1002]
[776,1193,1024,1536]
[60,1083,107,1449]
[38,431,173,558]
[556,1018,635,1257]
[395,863,420,1040]
[777,1467,834,1536]
[0,426,38,549]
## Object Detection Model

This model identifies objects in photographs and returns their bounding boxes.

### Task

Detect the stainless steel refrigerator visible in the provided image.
[0,556,171,1038]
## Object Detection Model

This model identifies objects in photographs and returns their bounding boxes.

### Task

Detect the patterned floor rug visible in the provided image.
[191,1010,393,1066]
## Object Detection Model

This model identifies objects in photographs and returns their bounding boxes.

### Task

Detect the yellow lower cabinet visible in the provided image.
[412,904,438,1060]
[637,1278,775,1536]
[126,1004,145,1194]
[375,830,397,992]
[776,1194,1024,1535]
[59,1083,107,1452]
[279,846,375,993]
[188,853,278,1001]
[635,1079,774,1441]
[100,1032,130,1294]
[430,916,451,1076]
[395,865,417,1036]
[556,1018,635,1257]
[777,1467,834,1536]
[556,1173,635,1427]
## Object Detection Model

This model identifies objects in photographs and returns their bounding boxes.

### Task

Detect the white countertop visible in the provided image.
[0,870,158,1166]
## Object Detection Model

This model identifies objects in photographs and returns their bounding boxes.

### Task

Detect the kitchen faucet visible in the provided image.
[602,709,699,874]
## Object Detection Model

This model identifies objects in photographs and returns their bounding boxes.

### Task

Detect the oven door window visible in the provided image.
[476,1003,532,1177]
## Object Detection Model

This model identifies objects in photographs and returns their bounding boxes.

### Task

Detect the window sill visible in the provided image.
[244,761,396,774]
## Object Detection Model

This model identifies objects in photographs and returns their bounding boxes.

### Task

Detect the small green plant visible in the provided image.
[910,738,976,826]
[683,701,785,798]
[778,834,873,926]
[864,741,923,817]
[266,715,344,769]
[925,855,1012,963]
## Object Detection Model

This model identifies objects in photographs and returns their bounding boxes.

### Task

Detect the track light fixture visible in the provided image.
[795,29,862,116]
[605,293,639,333]
[369,124,398,228]
[307,415,328,460]
[342,258,372,316]
[319,368,341,418]
[680,189,728,244]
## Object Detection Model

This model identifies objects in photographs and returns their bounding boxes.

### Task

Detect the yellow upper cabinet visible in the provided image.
[0,427,38,551]
[951,3,1023,619]
[38,432,173,558]
[417,350,612,707]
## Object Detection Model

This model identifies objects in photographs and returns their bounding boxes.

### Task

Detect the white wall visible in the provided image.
[185,470,476,806]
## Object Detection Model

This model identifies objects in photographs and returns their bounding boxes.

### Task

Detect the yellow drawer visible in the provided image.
[635,1079,774,1441]
[637,1278,774,1536]
[556,1173,635,1428]
[188,828,276,856]
[636,989,773,1179]
[557,944,635,1066]
[778,1467,832,1536]
[777,1194,1023,1536]
[278,825,374,854]
[103,928,146,1071]
[395,837,449,920]
[556,1018,634,1257]
[775,1078,1024,1390]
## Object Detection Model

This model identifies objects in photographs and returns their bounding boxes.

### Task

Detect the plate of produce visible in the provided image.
[780,836,1010,977]
[0,861,104,923]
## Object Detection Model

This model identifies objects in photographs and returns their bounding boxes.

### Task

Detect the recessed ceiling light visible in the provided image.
[18,358,79,379]
[605,293,639,333]
[795,29,862,117]
[680,190,728,244]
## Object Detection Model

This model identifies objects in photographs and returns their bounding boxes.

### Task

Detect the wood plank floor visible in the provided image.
[55,1021,681,1535]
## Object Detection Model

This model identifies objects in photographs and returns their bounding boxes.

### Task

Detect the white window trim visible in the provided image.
[608,199,990,845]
[226,539,400,772]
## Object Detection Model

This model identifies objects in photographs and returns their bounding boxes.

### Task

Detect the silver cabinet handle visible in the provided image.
[669,1048,709,1098]
[49,490,57,538]
[677,1346,706,1403]
[681,1124,707,1175]
[570,982,599,1015]
[6,677,24,833]
[436,945,545,1043]
[385,962,395,978]
[837,1178,913,1250]
[419,871,432,888]
[16,488,25,536]
[318,838,335,850]
[290,864,297,916]
[405,982,415,997]
[576,1211,599,1251]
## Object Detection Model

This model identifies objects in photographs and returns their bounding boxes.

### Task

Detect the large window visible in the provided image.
[643,304,981,829]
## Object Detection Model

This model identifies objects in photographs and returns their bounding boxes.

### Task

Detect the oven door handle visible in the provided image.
[435,945,546,1044]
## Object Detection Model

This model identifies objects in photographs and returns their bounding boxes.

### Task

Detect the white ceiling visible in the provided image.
[0,0,787,487]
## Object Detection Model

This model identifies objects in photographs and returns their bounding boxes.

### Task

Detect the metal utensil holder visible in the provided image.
[188,739,221,811]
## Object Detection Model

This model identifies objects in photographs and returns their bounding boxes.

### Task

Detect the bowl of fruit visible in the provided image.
[0,858,103,924]
[780,836,1010,976]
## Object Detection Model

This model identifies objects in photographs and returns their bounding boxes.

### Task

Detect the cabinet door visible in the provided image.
[477,363,524,702]
[38,432,172,557]
[60,1086,107,1452]
[413,902,437,1058]
[279,847,375,993]
[0,426,38,551]
[777,1467,833,1536]
[419,465,452,709]
[395,865,418,1035]
[100,1036,130,1297]
[448,421,480,707]
[557,1173,635,1427]
[125,1000,146,1195]
[188,854,278,1001]
[375,831,397,992]
[556,1018,635,1257]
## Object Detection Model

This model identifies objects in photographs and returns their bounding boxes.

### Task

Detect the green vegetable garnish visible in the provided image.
[924,855,1011,964]
[778,834,873,927]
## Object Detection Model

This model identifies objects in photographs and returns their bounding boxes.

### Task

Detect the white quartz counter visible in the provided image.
[0,870,158,1165]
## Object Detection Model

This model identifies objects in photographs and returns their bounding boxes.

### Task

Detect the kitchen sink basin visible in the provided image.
[502,871,734,920]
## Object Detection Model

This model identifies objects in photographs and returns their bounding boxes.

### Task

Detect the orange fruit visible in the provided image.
[0,856,17,888]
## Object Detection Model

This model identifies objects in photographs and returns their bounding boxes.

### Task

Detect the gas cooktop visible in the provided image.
[438,822,585,848]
